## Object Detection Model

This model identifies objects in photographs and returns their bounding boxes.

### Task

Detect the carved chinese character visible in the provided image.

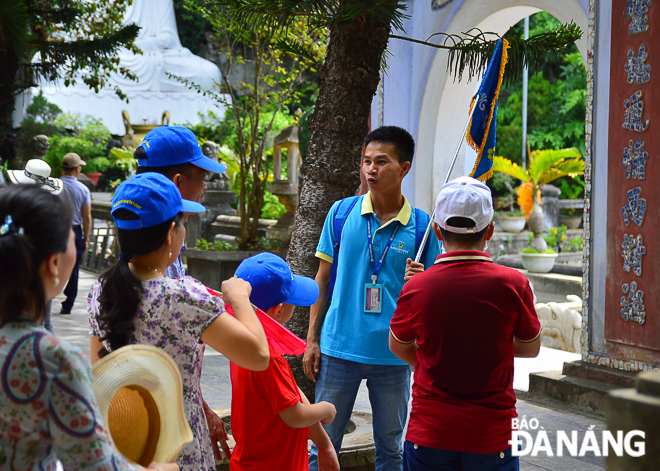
[626,0,653,34]
[623,138,649,179]
[622,91,650,132]
[622,187,647,226]
[625,44,651,83]
[621,234,646,276]
[620,282,645,324]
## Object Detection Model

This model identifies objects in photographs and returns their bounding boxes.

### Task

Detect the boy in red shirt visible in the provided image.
[390,176,541,471]
[231,253,339,471]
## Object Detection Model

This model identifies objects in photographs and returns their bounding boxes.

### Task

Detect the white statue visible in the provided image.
[111,0,219,92]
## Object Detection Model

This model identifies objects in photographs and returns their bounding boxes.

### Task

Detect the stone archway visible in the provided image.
[414,0,588,212]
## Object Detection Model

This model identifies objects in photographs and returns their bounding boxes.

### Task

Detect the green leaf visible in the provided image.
[492,156,529,182]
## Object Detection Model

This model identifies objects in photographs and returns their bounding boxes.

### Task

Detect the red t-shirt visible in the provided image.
[230,345,309,470]
[390,251,540,454]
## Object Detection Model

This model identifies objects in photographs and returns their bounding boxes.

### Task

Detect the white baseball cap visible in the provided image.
[435,176,494,233]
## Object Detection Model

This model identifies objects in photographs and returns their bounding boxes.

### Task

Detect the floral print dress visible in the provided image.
[88,276,224,471]
[0,319,141,470]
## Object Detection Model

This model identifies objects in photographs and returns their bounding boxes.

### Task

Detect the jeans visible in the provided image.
[62,225,83,312]
[42,299,54,334]
[403,442,519,471]
[309,354,411,471]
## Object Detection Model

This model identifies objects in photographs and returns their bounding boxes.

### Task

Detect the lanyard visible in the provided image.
[367,217,400,285]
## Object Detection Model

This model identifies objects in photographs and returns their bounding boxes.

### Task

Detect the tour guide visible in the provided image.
[304,126,442,470]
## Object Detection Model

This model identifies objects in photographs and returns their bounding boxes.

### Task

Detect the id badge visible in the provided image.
[364,283,383,313]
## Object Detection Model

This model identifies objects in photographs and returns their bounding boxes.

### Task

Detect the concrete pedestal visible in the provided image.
[606,372,660,470]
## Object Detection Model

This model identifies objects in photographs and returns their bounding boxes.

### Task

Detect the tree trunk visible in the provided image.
[285,10,391,401]
[0,44,20,162]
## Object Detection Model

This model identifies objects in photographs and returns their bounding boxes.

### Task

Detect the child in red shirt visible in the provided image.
[390,177,541,471]
[231,253,339,471]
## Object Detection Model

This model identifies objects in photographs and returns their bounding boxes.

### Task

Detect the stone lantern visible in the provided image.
[266,125,300,242]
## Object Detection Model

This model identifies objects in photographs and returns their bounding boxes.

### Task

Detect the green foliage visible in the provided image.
[195,238,237,251]
[173,0,212,55]
[43,113,111,176]
[497,210,525,218]
[543,225,567,248]
[84,157,111,174]
[522,247,557,254]
[194,236,284,252]
[16,91,62,157]
[109,146,137,172]
[175,2,323,249]
[564,236,583,252]
[1,0,139,103]
[261,191,286,220]
[497,13,587,165]
[556,175,584,200]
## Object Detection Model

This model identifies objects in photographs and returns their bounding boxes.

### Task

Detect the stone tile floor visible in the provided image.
[52,269,607,470]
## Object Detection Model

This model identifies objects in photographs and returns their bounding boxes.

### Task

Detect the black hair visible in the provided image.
[439,217,490,245]
[134,146,197,180]
[363,126,415,165]
[0,185,72,322]
[97,208,184,350]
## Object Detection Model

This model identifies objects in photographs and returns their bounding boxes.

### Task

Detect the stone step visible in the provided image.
[524,370,623,417]
[209,215,277,238]
[562,360,638,389]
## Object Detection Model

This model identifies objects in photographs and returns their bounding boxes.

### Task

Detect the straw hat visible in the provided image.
[92,345,193,465]
[7,159,64,195]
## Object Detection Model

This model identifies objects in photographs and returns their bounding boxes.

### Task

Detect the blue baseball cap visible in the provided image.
[137,126,226,174]
[235,253,319,311]
[112,173,206,230]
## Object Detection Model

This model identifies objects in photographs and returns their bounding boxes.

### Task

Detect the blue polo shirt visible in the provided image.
[316,192,442,365]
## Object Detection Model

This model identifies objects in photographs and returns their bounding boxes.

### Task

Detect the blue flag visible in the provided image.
[467,38,509,181]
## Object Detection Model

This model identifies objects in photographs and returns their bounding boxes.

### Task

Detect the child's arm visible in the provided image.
[278,397,336,429]
[201,277,270,371]
[513,335,541,358]
[389,331,418,367]
[299,388,340,471]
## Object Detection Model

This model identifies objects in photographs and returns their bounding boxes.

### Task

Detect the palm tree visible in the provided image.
[217,0,583,398]
[492,147,584,251]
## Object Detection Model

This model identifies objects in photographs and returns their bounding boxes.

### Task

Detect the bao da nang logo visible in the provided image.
[509,416,645,457]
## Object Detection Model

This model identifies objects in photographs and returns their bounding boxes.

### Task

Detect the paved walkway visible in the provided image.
[53,269,606,470]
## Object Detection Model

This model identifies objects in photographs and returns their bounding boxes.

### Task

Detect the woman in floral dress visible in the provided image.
[0,185,178,471]
[87,174,270,471]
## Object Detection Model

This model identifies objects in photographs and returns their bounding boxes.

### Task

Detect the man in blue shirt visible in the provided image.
[59,153,92,314]
[304,126,442,471]
[134,126,226,279]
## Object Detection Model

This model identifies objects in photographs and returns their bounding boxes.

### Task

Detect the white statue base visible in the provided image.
[33,86,226,135]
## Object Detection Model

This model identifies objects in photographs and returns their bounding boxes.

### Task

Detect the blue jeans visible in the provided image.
[403,442,519,471]
[62,225,83,312]
[309,354,411,471]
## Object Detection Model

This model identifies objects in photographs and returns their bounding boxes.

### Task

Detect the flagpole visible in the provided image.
[413,108,474,263]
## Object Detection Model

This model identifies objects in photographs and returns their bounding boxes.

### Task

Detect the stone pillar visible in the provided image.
[541,184,561,230]
[186,213,202,249]
[606,372,660,470]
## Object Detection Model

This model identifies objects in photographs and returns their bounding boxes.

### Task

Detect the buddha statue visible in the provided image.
[111,0,220,92]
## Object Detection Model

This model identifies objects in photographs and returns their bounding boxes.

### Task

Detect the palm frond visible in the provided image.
[212,0,409,34]
[400,21,582,82]
[527,147,582,184]
[492,156,529,182]
[536,159,584,186]
[0,0,29,57]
